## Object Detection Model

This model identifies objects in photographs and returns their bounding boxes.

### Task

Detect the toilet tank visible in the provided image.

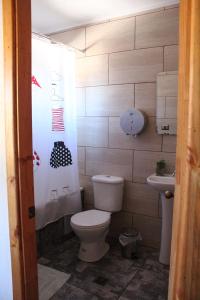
[92,175,124,212]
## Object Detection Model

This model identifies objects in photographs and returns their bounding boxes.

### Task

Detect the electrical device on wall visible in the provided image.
[120,109,146,137]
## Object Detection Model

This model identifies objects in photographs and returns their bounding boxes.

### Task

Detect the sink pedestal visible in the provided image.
[159,192,174,265]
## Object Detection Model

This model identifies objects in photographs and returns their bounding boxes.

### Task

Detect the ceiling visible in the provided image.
[32,0,179,34]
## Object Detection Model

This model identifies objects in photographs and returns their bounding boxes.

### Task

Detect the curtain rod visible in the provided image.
[32,31,85,54]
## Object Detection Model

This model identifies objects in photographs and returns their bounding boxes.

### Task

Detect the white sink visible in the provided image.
[147,174,175,192]
[147,173,175,265]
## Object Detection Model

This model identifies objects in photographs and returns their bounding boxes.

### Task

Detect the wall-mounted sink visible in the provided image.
[147,174,175,192]
[147,173,175,265]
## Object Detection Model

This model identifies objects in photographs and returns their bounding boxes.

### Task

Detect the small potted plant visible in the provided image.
[156,160,166,176]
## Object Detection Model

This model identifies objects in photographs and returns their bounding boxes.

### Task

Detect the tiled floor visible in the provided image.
[38,237,169,300]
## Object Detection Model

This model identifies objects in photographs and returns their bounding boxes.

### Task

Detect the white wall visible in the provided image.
[0,0,13,298]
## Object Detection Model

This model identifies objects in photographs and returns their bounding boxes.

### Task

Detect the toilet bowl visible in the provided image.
[71,209,111,262]
[71,175,124,262]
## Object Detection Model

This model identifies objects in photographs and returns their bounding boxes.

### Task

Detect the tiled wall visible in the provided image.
[51,5,179,248]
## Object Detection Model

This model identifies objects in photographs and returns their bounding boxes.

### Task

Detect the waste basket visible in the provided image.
[119,228,142,259]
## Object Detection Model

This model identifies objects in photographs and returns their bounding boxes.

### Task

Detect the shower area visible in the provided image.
[32,36,82,254]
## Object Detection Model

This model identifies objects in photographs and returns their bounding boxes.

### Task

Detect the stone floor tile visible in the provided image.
[39,237,169,300]
[120,269,168,300]
[50,283,99,300]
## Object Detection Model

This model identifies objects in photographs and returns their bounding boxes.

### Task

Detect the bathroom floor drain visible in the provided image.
[93,276,108,286]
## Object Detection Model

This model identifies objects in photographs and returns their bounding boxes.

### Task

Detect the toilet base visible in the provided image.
[78,240,110,262]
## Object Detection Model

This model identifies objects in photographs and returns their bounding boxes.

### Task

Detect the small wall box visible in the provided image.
[120,109,146,137]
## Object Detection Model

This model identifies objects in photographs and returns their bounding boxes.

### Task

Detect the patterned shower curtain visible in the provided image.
[32,37,81,230]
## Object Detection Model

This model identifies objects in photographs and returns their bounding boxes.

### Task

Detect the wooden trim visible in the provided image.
[3,0,38,299]
[168,0,200,299]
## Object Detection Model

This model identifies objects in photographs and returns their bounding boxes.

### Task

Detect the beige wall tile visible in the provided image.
[164,45,179,71]
[76,54,108,87]
[79,175,94,208]
[133,151,176,183]
[109,47,163,84]
[109,117,162,151]
[164,4,179,9]
[86,147,133,181]
[76,88,85,116]
[135,83,156,117]
[86,18,135,56]
[132,214,161,248]
[51,28,86,58]
[77,147,85,175]
[77,117,108,147]
[157,71,178,97]
[162,135,177,152]
[86,84,134,116]
[79,174,92,190]
[135,8,179,48]
[110,211,133,235]
[124,182,159,217]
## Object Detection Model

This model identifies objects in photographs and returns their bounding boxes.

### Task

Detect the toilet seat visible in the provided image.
[71,209,111,229]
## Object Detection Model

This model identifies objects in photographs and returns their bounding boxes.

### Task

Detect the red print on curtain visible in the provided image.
[32,75,41,88]
[33,150,40,172]
[52,107,65,131]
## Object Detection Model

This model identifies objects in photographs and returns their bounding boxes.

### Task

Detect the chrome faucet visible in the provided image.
[171,170,176,177]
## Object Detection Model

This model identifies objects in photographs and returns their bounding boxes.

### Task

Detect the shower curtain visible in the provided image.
[32,37,81,230]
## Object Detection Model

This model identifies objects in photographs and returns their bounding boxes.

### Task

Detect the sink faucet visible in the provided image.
[171,170,176,177]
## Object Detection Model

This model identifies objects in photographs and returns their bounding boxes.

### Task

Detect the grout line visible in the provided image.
[131,212,162,221]
[108,54,110,85]
[164,4,179,11]
[77,115,157,119]
[82,44,179,59]
[119,269,140,298]
[76,81,157,88]
[163,46,166,71]
[84,146,176,155]
[133,83,135,107]
[162,46,165,72]
[161,135,164,152]
[132,150,134,182]
[83,146,166,152]
[134,16,136,49]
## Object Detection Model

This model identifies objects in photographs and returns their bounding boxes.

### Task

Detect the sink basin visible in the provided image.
[147,174,175,192]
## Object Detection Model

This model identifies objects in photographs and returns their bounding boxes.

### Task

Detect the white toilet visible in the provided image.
[70,175,124,262]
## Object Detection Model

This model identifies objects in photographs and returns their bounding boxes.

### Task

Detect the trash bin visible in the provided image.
[119,228,142,259]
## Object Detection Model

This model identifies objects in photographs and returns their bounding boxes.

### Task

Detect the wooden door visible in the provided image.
[2,0,200,299]
[3,0,38,299]
[168,0,200,299]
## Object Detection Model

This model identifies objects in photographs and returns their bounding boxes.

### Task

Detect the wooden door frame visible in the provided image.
[3,0,38,299]
[168,0,200,299]
[2,0,200,299]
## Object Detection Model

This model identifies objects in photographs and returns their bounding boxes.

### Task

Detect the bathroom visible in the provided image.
[4,0,199,299]
[30,1,179,299]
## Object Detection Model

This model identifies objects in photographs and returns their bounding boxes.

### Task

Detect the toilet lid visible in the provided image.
[71,209,111,228]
